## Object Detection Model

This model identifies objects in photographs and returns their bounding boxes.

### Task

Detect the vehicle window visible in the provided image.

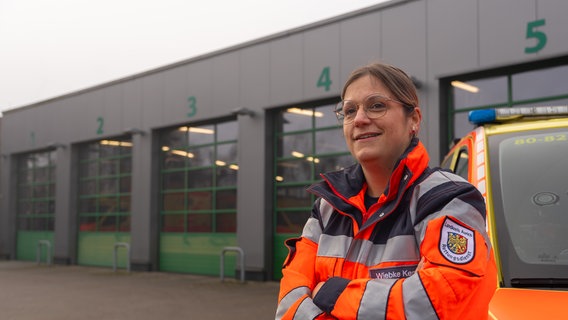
[498,131,568,266]
[441,146,469,181]
[488,127,568,287]
[454,148,469,180]
[440,153,454,171]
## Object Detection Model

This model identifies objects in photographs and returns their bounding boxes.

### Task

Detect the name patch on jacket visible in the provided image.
[369,265,417,279]
[439,217,475,264]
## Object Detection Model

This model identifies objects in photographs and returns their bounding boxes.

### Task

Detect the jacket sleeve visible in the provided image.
[310,178,497,319]
[275,199,331,320]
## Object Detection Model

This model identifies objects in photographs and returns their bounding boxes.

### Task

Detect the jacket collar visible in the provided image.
[308,138,430,215]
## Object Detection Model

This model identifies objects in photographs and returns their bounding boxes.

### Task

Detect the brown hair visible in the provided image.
[341,63,419,112]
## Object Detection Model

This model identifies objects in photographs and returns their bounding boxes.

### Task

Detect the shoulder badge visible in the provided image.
[439,217,475,264]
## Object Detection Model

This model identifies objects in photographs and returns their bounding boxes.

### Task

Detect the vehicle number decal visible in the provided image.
[513,133,567,145]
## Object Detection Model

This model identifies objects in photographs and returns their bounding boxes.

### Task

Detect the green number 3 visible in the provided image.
[525,19,547,54]
[187,96,197,117]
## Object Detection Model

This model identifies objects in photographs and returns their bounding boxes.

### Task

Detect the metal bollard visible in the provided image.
[36,240,52,266]
[113,242,131,273]
[220,246,245,283]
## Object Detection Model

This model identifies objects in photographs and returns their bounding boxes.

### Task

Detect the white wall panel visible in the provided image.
[269,34,303,106]
[56,96,82,144]
[102,84,123,137]
[16,105,40,149]
[46,98,69,144]
[381,0,427,75]
[427,0,478,76]
[122,79,143,132]
[28,102,47,147]
[339,11,382,91]
[42,104,59,146]
[141,72,165,129]
[240,44,270,110]
[211,52,240,118]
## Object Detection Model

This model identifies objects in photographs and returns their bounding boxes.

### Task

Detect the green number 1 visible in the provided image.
[317,67,332,92]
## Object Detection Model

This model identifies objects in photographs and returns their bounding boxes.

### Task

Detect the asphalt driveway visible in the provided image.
[0,261,279,320]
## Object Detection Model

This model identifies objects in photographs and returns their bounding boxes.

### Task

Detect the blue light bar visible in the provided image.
[469,106,568,125]
[468,109,496,125]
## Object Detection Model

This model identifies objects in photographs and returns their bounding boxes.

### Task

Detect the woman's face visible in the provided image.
[342,75,421,169]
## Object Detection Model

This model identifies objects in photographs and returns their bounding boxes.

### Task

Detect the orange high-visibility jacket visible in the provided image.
[276,139,497,320]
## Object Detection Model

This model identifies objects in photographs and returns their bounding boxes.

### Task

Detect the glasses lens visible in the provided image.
[364,95,389,119]
[340,101,358,122]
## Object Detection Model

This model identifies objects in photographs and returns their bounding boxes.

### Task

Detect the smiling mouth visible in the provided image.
[355,133,381,140]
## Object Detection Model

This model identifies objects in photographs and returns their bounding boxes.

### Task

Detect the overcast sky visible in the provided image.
[0,0,389,114]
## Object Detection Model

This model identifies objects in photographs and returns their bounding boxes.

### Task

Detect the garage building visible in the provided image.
[1,0,567,280]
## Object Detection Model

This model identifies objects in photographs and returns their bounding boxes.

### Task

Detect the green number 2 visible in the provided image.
[317,67,332,92]
[97,117,104,135]
[525,19,547,54]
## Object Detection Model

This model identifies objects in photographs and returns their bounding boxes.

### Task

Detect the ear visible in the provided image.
[410,107,422,131]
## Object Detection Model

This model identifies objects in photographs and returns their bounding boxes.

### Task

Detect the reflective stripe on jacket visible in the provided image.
[276,139,497,320]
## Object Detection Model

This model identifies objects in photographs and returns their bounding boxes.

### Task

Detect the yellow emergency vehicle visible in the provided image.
[441,106,568,319]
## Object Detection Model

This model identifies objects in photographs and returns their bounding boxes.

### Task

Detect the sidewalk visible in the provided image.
[0,261,280,320]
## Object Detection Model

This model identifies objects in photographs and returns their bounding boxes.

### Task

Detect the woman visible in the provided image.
[275,63,497,319]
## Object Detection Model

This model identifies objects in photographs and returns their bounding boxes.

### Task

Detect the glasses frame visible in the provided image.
[334,94,413,124]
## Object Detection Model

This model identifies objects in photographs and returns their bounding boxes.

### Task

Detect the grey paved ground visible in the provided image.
[0,261,280,320]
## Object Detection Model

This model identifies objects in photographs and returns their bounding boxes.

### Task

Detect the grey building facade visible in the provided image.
[1,0,567,280]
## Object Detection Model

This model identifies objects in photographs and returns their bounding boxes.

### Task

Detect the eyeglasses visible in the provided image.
[335,94,412,124]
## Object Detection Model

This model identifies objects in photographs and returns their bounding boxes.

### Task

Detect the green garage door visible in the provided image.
[158,122,238,276]
[273,103,351,279]
[15,151,56,263]
[77,138,132,268]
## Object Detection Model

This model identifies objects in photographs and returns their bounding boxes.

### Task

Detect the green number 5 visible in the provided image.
[525,19,547,54]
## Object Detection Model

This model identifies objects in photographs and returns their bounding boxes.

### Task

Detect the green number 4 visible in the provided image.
[317,67,332,92]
